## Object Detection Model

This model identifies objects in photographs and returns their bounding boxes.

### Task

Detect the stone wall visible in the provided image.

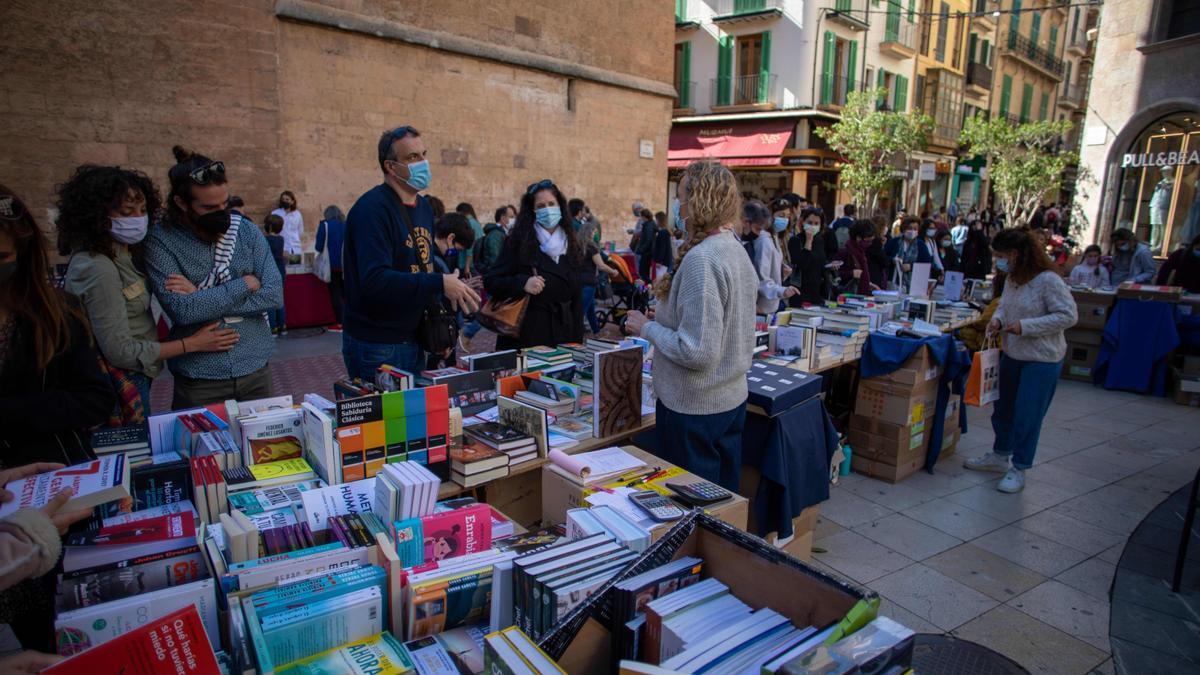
[0,0,673,250]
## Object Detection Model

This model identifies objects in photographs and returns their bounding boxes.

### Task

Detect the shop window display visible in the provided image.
[1112,113,1200,257]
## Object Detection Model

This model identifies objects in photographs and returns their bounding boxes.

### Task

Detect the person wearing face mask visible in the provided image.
[1108,228,1157,285]
[459,204,515,352]
[744,200,798,313]
[964,229,1076,494]
[57,165,240,418]
[340,126,480,379]
[833,220,881,294]
[922,218,944,275]
[961,218,993,280]
[484,180,584,349]
[1155,234,1200,293]
[787,207,837,305]
[271,190,304,260]
[935,230,961,274]
[865,216,892,290]
[145,146,283,409]
[423,213,477,368]
[884,216,928,289]
[1068,244,1112,289]
[651,211,674,280]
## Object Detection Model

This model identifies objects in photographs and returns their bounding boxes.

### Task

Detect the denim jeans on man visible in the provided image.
[655,399,747,492]
[991,353,1062,469]
[342,333,424,382]
[581,284,600,333]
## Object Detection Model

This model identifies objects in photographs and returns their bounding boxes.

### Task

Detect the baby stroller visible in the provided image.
[595,253,650,334]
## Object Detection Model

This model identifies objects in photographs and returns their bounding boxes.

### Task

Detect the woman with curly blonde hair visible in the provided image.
[624,161,757,491]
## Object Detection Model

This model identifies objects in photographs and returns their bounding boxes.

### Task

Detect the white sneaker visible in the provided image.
[997,467,1026,493]
[964,452,1010,473]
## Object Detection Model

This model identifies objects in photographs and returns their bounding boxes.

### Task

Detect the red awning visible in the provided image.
[668,118,796,168]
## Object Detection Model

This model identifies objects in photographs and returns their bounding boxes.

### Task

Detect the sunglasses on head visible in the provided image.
[0,195,26,221]
[386,125,418,143]
[188,161,225,185]
[526,179,556,195]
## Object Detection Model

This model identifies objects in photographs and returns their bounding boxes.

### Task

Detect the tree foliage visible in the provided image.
[814,88,933,214]
[960,114,1077,227]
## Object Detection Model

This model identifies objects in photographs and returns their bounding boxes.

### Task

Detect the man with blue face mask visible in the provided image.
[341,125,481,380]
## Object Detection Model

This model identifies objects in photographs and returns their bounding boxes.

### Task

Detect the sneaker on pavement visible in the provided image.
[964,452,1010,473]
[997,467,1026,493]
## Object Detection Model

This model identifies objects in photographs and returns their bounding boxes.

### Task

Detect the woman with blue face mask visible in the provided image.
[483,179,585,349]
[744,200,798,313]
[56,166,239,418]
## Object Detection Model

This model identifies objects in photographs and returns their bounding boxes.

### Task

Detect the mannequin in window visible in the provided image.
[1148,165,1174,251]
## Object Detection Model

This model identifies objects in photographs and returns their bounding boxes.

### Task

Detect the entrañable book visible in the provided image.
[0,456,130,518]
[421,503,492,563]
[44,605,218,674]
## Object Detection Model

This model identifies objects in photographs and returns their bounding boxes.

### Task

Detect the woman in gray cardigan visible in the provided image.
[56,166,239,417]
[964,228,1077,493]
[625,161,757,491]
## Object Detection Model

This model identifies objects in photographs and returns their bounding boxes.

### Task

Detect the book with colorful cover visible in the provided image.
[260,586,384,666]
[240,408,305,465]
[0,456,130,518]
[54,577,219,657]
[408,569,494,640]
[403,623,487,674]
[463,423,532,451]
[392,517,425,568]
[421,503,492,563]
[64,510,195,547]
[228,479,321,515]
[449,441,509,475]
[55,544,207,612]
[276,632,414,675]
[252,565,386,618]
[44,605,218,674]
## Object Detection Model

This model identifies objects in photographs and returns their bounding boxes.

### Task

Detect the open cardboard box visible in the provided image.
[541,513,876,675]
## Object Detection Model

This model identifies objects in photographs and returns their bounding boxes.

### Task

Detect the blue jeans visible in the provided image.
[655,399,746,492]
[128,371,153,416]
[268,306,286,331]
[341,334,423,383]
[991,354,1063,470]
[582,284,599,333]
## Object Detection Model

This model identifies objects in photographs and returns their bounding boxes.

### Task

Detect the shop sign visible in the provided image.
[782,156,820,167]
[919,163,936,181]
[1121,151,1200,168]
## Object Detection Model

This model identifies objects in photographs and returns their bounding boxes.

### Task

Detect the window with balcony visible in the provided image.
[883,0,917,51]
[820,31,859,107]
[1010,0,1022,37]
[673,42,693,109]
[923,69,965,146]
[935,2,949,61]
[999,74,1013,117]
[1049,25,1058,56]
[715,31,774,107]
[1039,91,1049,120]
[1030,12,1041,46]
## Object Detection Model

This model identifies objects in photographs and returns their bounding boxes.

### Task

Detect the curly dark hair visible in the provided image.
[506,182,583,267]
[55,165,161,258]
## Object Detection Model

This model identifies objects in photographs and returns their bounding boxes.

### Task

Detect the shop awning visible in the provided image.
[668,118,795,168]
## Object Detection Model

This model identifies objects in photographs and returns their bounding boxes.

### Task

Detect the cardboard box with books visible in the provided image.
[854,376,937,427]
[1062,328,1103,382]
[1071,289,1116,330]
[539,512,879,675]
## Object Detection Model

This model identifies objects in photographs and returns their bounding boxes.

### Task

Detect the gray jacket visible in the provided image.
[1110,243,1157,285]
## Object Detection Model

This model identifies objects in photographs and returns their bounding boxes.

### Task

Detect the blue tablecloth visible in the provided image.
[742,396,839,539]
[860,333,971,471]
[1094,299,1180,396]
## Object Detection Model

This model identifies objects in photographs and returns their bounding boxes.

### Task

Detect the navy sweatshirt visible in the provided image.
[342,184,443,343]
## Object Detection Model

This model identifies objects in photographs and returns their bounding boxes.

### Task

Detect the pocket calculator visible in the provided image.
[666,481,734,507]
[628,490,685,522]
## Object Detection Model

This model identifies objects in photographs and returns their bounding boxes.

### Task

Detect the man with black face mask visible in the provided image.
[145,145,284,409]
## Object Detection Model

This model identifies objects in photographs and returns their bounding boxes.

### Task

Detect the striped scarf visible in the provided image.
[198,213,241,290]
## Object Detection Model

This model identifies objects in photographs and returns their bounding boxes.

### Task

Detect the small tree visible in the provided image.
[815,88,933,214]
[960,114,1077,227]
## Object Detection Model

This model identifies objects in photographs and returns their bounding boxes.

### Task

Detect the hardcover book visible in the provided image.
[421,503,492,563]
[592,347,643,438]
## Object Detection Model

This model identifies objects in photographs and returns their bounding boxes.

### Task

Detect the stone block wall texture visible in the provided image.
[0,0,673,251]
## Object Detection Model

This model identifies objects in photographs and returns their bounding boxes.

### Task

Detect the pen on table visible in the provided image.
[626,469,668,487]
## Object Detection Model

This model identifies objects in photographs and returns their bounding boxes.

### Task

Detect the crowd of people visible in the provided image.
[5,119,1200,658]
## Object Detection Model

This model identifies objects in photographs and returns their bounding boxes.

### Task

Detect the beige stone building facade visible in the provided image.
[0,1,676,251]
[1078,0,1200,255]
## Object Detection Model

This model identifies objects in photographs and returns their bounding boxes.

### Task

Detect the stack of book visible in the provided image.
[514,381,575,417]
[404,547,507,640]
[465,423,538,468]
[90,424,151,462]
[190,455,227,525]
[216,508,260,563]
[461,349,522,378]
[523,345,574,368]
[449,439,510,488]
[241,564,388,668]
[484,626,565,674]
[512,533,635,642]
[417,366,466,387]
[566,505,651,552]
[325,512,383,550]
[172,410,242,470]
[373,461,440,523]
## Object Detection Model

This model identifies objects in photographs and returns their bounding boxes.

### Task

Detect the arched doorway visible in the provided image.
[1110,112,1200,257]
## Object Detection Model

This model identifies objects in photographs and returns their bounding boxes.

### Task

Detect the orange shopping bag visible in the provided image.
[964,337,1001,406]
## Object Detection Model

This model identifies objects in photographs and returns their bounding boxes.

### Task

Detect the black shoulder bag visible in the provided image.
[394,201,458,354]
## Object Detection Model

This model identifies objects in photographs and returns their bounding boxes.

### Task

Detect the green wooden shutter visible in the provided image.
[877,69,886,108]
[908,0,916,21]
[680,42,692,107]
[847,40,858,97]
[1039,91,1049,120]
[1020,82,1033,121]
[675,0,686,22]
[1049,26,1058,54]
[896,74,908,111]
[1030,13,1041,45]
[886,0,901,42]
[1010,0,1021,36]
[759,31,772,102]
[1000,74,1012,116]
[969,33,977,63]
[717,35,733,106]
[982,38,990,65]
[821,31,836,104]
